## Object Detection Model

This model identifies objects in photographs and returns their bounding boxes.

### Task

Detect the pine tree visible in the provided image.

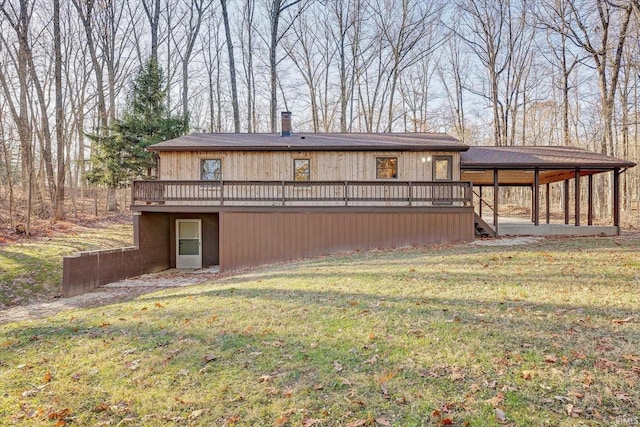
[87,59,186,191]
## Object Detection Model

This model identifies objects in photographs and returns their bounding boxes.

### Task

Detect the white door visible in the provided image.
[176,219,202,269]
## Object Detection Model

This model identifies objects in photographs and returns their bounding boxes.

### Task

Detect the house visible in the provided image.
[62,113,635,297]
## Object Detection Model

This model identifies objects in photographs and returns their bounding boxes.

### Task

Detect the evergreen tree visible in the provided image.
[87,59,187,190]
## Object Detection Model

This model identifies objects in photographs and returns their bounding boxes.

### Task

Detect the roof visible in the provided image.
[460,146,635,186]
[461,146,636,170]
[148,132,469,152]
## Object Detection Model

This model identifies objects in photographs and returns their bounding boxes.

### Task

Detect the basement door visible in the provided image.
[176,219,202,269]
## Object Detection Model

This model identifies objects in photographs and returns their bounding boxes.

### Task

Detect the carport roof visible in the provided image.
[460,146,635,186]
[461,146,635,170]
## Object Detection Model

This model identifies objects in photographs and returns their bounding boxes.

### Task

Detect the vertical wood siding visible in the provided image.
[218,210,473,272]
[159,151,461,182]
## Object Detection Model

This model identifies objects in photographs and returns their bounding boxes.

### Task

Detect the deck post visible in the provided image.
[493,169,499,235]
[588,174,593,225]
[564,179,570,225]
[613,168,621,232]
[574,169,580,226]
[545,183,550,224]
[534,168,540,226]
[479,186,483,217]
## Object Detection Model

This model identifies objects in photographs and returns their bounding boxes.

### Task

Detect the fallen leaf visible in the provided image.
[622,354,640,362]
[334,361,343,372]
[282,389,293,398]
[450,367,465,381]
[274,416,289,426]
[345,419,367,427]
[568,391,584,399]
[368,331,376,341]
[495,407,506,422]
[313,383,324,390]
[376,417,391,426]
[582,371,593,387]
[571,350,586,360]
[203,354,218,363]
[47,408,71,420]
[125,360,140,370]
[188,409,209,419]
[565,403,575,416]
[154,302,164,308]
[612,316,635,324]
[225,415,241,426]
[544,354,558,363]
[363,355,380,365]
[440,418,453,425]
[43,371,52,383]
[260,374,275,383]
[302,418,320,427]
[486,393,504,406]
[521,370,536,380]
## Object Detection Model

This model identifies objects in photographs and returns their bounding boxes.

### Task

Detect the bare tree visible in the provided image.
[142,0,162,63]
[327,0,363,132]
[240,0,257,132]
[220,0,240,132]
[372,0,445,132]
[438,26,470,142]
[174,0,210,126]
[284,6,333,131]
[0,0,35,233]
[53,0,65,221]
[457,0,535,146]
[71,0,109,131]
[560,0,633,155]
[201,8,224,133]
[266,0,304,133]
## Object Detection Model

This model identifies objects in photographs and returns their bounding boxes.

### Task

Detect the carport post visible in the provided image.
[574,169,580,226]
[545,183,550,224]
[564,179,570,225]
[613,168,621,231]
[493,169,499,235]
[533,168,540,226]
[588,174,593,226]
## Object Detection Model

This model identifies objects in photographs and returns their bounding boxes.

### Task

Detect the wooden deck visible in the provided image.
[132,180,473,208]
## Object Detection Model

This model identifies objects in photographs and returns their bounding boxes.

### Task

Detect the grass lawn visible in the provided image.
[0,222,133,307]
[0,235,638,426]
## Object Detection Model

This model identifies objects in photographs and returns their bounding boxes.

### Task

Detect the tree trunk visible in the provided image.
[220,0,240,132]
[53,0,65,221]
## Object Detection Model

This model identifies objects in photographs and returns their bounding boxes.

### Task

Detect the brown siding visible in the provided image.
[219,210,473,272]
[159,150,461,182]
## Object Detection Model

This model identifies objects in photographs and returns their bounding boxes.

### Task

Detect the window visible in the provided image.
[293,159,310,181]
[376,157,397,179]
[433,156,452,181]
[201,159,221,181]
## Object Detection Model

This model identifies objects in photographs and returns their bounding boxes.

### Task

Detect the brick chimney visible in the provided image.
[281,111,292,137]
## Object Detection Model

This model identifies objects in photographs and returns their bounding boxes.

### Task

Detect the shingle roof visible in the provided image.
[147,132,469,152]
[461,146,636,170]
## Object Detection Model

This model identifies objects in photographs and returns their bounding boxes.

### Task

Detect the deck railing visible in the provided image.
[132,180,473,207]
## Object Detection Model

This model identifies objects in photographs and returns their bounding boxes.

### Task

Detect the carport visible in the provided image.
[461,146,636,236]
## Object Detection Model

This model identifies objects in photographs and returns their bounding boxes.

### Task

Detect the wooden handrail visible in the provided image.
[132,180,474,207]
